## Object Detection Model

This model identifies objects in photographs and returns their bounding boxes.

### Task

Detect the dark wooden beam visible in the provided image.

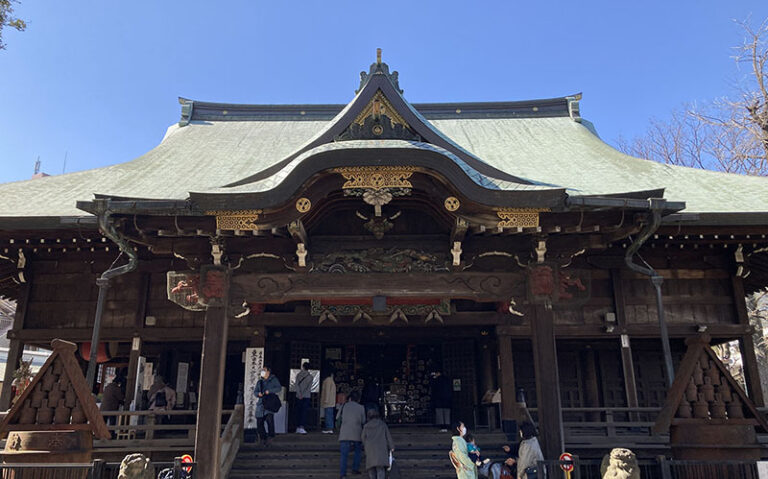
[496,333,518,423]
[194,271,230,479]
[733,275,765,406]
[532,305,563,459]
[124,335,142,407]
[11,326,256,342]
[619,334,639,409]
[0,279,30,410]
[230,272,525,303]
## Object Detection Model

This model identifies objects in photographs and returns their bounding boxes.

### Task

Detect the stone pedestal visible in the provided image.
[2,430,92,478]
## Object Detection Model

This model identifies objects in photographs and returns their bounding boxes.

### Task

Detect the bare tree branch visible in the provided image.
[617,19,768,177]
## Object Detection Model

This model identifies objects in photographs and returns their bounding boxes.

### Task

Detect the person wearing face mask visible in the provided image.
[254,366,282,446]
[449,421,477,479]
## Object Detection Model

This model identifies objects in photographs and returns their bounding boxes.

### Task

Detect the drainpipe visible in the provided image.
[624,198,674,387]
[85,199,139,388]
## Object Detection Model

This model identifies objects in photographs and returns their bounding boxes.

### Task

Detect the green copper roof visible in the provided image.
[0,103,766,219]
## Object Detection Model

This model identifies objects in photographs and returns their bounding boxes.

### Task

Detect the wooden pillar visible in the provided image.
[612,270,639,408]
[125,335,142,407]
[620,335,639,408]
[0,280,30,410]
[194,267,230,479]
[732,275,765,406]
[496,333,517,422]
[740,334,765,406]
[583,347,600,421]
[480,339,496,394]
[531,305,563,459]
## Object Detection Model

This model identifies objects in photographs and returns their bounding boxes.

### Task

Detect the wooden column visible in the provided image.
[583,348,600,421]
[480,340,496,392]
[740,335,765,407]
[496,332,517,422]
[531,305,563,459]
[124,336,142,407]
[125,273,149,408]
[732,276,765,406]
[194,267,230,479]
[612,270,639,408]
[620,335,639,408]
[0,280,30,410]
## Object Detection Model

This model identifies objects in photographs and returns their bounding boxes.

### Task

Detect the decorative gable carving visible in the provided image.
[0,339,110,439]
[653,334,768,434]
[336,90,420,141]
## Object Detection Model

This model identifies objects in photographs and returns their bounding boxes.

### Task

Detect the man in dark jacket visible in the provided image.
[255,366,282,446]
[338,390,366,478]
[431,371,452,432]
[361,408,394,479]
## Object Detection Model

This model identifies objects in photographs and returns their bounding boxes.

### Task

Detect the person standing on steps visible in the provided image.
[450,421,478,479]
[321,369,337,434]
[295,361,312,434]
[431,371,453,432]
[338,390,366,479]
[254,366,282,447]
[361,408,394,479]
[515,421,543,479]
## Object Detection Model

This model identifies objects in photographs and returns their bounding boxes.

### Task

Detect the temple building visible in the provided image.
[0,53,768,477]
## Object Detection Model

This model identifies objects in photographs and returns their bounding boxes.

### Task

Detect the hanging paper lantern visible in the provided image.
[79,342,111,363]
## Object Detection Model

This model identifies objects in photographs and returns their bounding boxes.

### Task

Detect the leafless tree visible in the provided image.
[617,19,768,177]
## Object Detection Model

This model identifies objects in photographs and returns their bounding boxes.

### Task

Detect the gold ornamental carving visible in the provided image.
[296,197,312,213]
[353,90,410,129]
[332,166,416,191]
[205,209,263,231]
[444,197,461,212]
[496,208,547,229]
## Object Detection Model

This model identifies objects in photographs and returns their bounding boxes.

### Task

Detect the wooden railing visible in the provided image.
[526,407,668,449]
[96,409,234,454]
[219,404,244,478]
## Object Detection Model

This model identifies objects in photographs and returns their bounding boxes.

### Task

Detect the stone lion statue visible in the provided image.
[600,448,640,479]
[118,453,155,479]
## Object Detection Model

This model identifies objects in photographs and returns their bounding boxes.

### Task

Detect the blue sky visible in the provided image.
[0,1,766,184]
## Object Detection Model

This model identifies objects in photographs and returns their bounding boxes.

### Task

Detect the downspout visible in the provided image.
[624,198,675,387]
[85,199,139,388]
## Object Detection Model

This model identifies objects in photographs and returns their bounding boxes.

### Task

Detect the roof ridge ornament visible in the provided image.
[358,48,403,94]
[566,93,582,123]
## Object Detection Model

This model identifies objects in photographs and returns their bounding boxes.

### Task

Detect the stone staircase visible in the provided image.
[228,428,509,479]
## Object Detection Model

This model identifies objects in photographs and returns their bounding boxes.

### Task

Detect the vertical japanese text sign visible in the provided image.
[244,347,265,429]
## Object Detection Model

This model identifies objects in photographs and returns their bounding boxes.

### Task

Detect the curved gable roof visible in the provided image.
[0,57,766,222]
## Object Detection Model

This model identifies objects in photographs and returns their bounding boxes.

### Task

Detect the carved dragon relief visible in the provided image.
[311,248,450,274]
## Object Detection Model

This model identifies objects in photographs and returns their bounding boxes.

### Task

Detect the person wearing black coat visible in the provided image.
[430,371,452,432]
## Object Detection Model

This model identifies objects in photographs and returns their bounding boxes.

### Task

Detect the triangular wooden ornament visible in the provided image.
[0,339,110,439]
[653,334,768,435]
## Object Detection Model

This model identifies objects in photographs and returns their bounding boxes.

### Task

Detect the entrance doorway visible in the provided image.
[273,327,485,428]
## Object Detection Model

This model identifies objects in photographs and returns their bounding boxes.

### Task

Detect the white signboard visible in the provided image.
[758,461,768,479]
[176,362,189,393]
[142,362,153,391]
[176,362,189,406]
[244,347,265,429]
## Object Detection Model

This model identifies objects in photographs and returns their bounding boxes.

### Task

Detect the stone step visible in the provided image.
[229,469,455,479]
[228,431,505,478]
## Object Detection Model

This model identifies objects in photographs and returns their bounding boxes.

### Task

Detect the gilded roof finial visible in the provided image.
[358,48,402,94]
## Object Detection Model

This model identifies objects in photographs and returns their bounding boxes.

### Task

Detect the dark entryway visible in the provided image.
[273,327,483,427]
